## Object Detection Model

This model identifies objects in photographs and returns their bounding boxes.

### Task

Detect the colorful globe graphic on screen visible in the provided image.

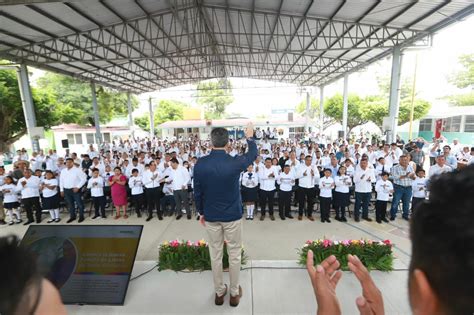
[29,237,77,289]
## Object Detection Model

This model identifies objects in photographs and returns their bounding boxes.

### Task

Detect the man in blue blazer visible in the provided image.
[194,123,257,307]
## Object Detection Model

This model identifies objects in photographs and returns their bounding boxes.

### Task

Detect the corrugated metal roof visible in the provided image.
[0,0,472,93]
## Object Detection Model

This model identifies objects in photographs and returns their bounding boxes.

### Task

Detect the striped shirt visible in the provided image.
[391,164,415,187]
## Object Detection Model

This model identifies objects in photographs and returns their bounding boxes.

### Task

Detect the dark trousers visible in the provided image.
[319,197,331,220]
[354,192,371,219]
[161,195,176,214]
[131,193,145,215]
[375,200,387,221]
[411,197,424,214]
[298,187,315,216]
[145,187,161,217]
[92,196,106,217]
[64,189,84,219]
[278,190,291,217]
[22,197,42,222]
[173,189,190,215]
[259,189,275,215]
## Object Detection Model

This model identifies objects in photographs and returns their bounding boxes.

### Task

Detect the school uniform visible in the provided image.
[258,166,278,218]
[411,176,427,213]
[142,169,164,219]
[87,176,106,218]
[42,178,60,222]
[17,176,42,224]
[334,175,352,221]
[296,164,319,218]
[240,171,259,219]
[319,176,334,222]
[375,179,393,223]
[128,175,145,217]
[277,172,295,219]
[1,183,21,224]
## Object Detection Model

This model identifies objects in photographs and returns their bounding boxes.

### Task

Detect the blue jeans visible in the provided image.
[390,185,412,218]
[354,192,371,218]
[64,189,84,219]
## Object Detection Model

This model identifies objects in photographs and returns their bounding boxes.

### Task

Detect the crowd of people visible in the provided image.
[0,132,472,226]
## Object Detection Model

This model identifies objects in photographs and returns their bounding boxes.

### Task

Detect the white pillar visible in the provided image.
[342,74,349,139]
[16,64,40,152]
[388,46,403,143]
[127,92,134,137]
[305,90,311,132]
[149,97,155,138]
[319,85,324,134]
[90,82,102,145]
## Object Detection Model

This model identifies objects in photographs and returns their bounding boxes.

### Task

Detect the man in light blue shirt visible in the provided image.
[442,145,457,170]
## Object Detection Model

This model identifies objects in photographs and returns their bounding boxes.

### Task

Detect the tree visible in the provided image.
[196,79,234,119]
[0,69,138,152]
[323,93,368,132]
[134,99,190,133]
[295,97,320,118]
[445,53,474,106]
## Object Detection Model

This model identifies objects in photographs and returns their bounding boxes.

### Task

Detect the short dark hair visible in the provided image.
[210,128,229,148]
[410,165,474,314]
[170,158,179,164]
[0,235,42,315]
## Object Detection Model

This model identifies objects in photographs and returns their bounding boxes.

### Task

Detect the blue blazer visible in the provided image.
[193,139,258,222]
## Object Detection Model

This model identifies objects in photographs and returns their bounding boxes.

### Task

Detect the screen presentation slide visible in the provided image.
[20,225,143,305]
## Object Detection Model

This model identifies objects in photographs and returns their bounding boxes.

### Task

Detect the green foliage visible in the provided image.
[134,99,190,133]
[295,97,320,118]
[449,53,474,89]
[158,240,247,272]
[298,239,394,272]
[323,93,367,131]
[196,79,234,119]
[445,91,474,106]
[376,75,415,100]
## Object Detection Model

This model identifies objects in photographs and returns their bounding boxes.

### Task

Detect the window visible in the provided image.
[465,115,474,132]
[86,133,95,144]
[74,134,83,145]
[444,116,461,132]
[187,128,192,133]
[419,119,432,132]
[103,133,111,143]
[67,133,75,145]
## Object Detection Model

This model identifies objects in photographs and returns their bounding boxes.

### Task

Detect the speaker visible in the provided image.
[61,139,69,148]
[338,131,345,139]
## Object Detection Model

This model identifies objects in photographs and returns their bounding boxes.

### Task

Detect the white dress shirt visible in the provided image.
[319,176,335,198]
[241,172,259,189]
[375,179,393,201]
[42,178,58,198]
[59,167,87,192]
[428,164,452,178]
[335,175,352,193]
[168,166,191,191]
[1,184,19,203]
[258,166,278,191]
[142,169,163,188]
[17,176,41,198]
[354,167,376,193]
[87,176,105,197]
[128,175,144,195]
[296,164,320,188]
[277,172,295,192]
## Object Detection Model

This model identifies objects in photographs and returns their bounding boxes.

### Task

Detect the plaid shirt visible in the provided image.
[391,164,415,187]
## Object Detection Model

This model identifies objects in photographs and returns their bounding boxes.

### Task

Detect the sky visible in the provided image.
[135,14,474,119]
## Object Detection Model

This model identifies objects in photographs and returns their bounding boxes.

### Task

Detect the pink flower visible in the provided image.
[170,240,180,248]
[306,240,312,245]
[383,239,391,246]
[342,240,350,246]
[322,239,332,247]
[186,240,192,247]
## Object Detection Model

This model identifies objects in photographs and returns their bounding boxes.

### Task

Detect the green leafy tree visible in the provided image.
[323,93,368,132]
[0,69,138,152]
[134,99,189,133]
[361,96,430,126]
[196,79,234,119]
[445,53,474,106]
[295,97,320,118]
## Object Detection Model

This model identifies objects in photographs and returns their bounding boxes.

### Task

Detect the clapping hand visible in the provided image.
[348,255,385,315]
[21,180,27,186]
[306,251,342,315]
[245,122,254,139]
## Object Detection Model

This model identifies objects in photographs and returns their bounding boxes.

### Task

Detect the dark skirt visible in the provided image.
[334,191,350,208]
[241,186,258,203]
[42,193,60,210]
[4,202,20,210]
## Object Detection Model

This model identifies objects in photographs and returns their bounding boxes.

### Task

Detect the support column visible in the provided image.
[342,74,349,139]
[90,82,102,145]
[149,97,155,138]
[127,92,134,138]
[319,86,324,134]
[16,64,40,152]
[388,46,403,143]
[304,90,311,132]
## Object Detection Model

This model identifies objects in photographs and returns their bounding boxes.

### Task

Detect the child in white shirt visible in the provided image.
[128,168,144,218]
[1,176,21,225]
[375,172,394,223]
[41,170,60,223]
[334,166,352,222]
[319,169,335,223]
[411,169,427,214]
[87,168,106,219]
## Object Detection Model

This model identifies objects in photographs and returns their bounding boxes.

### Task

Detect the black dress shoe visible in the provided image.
[341,217,347,222]
[390,216,396,221]
[402,216,409,221]
[78,217,85,223]
[260,215,265,221]
[355,217,360,222]
[196,215,200,221]
[326,218,331,223]
[23,220,33,226]
[137,212,142,218]
[286,214,294,219]
[158,215,163,220]
[269,214,275,221]
[362,217,373,222]
[280,216,286,220]
[376,220,382,224]
[36,219,42,224]
[382,218,389,223]
[66,218,76,223]
[176,214,182,220]
[187,214,192,220]
[335,216,341,222]
[146,216,152,222]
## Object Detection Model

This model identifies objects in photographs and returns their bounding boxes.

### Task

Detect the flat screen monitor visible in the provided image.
[20,225,143,305]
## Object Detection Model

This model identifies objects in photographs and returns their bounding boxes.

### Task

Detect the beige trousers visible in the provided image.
[205,219,242,297]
